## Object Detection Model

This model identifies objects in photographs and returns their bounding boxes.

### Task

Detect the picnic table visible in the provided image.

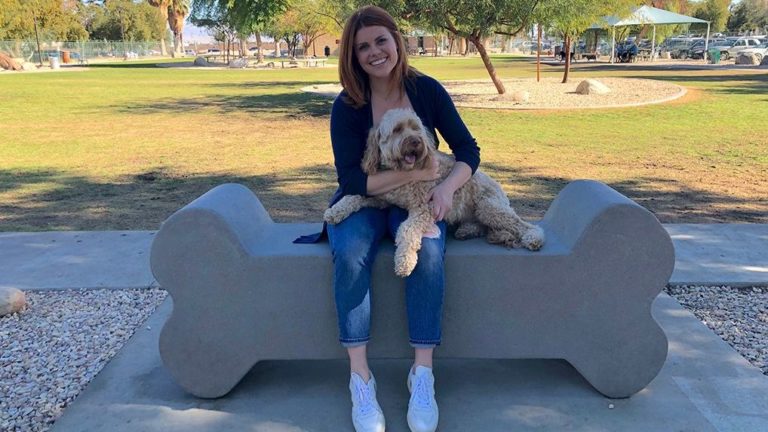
[278,58,327,68]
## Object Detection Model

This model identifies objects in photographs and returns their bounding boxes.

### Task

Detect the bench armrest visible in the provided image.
[150,183,272,285]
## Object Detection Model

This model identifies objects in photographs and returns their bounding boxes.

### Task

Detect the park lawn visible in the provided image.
[0,55,766,231]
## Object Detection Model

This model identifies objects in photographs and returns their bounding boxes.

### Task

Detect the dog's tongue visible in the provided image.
[405,154,416,164]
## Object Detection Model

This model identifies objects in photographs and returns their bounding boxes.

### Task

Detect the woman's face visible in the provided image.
[354,25,399,80]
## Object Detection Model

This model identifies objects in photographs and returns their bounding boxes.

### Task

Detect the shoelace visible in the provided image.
[355,381,376,416]
[412,374,434,409]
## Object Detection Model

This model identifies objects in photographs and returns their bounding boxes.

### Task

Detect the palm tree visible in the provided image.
[147,0,171,55]
[168,0,191,57]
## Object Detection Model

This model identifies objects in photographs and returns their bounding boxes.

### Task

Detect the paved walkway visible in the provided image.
[2,225,767,431]
[1,224,767,291]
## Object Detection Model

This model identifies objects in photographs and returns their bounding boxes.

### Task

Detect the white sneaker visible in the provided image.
[407,366,439,432]
[349,371,386,432]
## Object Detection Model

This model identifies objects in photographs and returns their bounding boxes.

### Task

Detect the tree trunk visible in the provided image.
[536,25,542,82]
[256,33,264,63]
[469,35,505,94]
[562,36,571,84]
[157,5,169,56]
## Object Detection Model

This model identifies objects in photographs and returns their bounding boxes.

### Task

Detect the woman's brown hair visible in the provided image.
[338,5,417,108]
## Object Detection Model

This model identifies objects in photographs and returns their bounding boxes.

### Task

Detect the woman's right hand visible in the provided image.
[412,157,441,182]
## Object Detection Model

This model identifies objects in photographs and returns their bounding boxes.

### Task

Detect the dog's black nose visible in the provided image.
[404,136,422,150]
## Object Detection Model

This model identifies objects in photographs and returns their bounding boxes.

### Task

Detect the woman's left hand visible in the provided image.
[427,182,455,222]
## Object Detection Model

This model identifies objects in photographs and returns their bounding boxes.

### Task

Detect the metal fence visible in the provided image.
[0,39,171,63]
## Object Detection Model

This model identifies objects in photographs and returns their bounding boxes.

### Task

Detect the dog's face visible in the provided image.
[362,108,435,175]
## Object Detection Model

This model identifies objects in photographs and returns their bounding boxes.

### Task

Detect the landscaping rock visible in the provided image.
[0,287,26,316]
[21,62,37,71]
[576,79,610,95]
[512,90,530,103]
[761,56,768,66]
[228,58,248,68]
[0,52,23,71]
[736,52,759,65]
[193,56,208,66]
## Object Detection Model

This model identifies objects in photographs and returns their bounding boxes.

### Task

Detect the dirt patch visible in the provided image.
[304,77,685,110]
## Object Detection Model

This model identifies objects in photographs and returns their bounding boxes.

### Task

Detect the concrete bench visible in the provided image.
[150,180,674,399]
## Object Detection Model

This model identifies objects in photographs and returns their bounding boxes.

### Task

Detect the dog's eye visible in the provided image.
[393,125,403,134]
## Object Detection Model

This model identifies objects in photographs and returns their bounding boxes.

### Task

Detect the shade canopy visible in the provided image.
[588,5,710,63]
[592,5,708,29]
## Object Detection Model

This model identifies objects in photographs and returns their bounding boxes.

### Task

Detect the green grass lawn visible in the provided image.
[0,55,766,231]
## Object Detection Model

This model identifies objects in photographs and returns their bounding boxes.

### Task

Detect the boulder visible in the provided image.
[0,52,23,71]
[735,52,759,65]
[193,56,208,67]
[661,52,672,60]
[21,62,37,71]
[228,58,248,68]
[576,79,611,95]
[0,287,26,316]
[761,55,768,66]
[512,90,530,103]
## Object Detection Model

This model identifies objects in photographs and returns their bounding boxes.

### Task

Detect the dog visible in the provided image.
[324,108,544,277]
[583,53,599,61]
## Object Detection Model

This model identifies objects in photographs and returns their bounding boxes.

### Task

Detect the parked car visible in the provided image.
[737,41,768,62]
[727,37,762,58]
[686,39,729,60]
[184,49,196,56]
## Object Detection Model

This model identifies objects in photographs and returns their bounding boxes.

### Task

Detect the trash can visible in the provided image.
[49,56,60,69]
[61,50,70,63]
[324,45,330,57]
[708,48,720,64]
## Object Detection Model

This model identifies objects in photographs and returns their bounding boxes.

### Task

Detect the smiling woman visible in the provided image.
[311,5,481,432]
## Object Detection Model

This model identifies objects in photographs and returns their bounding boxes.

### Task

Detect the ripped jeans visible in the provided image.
[327,206,447,348]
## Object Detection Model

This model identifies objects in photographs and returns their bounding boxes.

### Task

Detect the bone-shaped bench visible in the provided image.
[150,180,674,399]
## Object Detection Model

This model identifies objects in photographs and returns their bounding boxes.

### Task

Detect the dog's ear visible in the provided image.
[418,130,438,170]
[362,129,381,175]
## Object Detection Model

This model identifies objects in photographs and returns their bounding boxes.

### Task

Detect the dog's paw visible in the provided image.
[522,226,545,251]
[394,252,418,278]
[323,207,346,225]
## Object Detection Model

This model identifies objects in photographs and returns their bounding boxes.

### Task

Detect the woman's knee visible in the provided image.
[414,236,445,273]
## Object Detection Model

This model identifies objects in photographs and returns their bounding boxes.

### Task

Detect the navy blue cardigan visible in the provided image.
[294,73,481,243]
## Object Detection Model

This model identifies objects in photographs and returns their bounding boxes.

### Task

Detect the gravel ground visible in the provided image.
[443,77,684,109]
[0,288,167,432]
[0,285,766,431]
[303,77,685,110]
[666,285,768,375]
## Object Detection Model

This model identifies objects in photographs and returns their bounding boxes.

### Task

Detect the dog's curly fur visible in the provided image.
[324,108,544,277]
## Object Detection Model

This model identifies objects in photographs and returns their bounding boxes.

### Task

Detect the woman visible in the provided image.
[328,6,480,432]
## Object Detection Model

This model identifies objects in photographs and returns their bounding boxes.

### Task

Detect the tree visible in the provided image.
[168,0,190,56]
[378,0,540,95]
[537,0,636,83]
[146,0,171,54]
[290,0,337,56]
[192,0,288,62]
[692,0,730,33]
[268,7,302,57]
[727,0,768,34]
[87,0,165,42]
[0,0,88,41]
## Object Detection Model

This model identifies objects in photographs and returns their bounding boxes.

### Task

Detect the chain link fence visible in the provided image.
[0,39,172,64]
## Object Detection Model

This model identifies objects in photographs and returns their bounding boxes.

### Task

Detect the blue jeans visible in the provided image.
[327,206,447,348]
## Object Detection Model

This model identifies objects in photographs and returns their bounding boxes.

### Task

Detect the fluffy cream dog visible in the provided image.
[324,108,544,277]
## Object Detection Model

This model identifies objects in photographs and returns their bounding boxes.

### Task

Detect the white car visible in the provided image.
[738,42,768,62]
[727,38,762,58]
